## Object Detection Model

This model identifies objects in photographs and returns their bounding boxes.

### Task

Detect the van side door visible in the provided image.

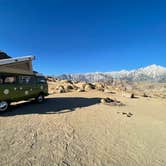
[18,75,37,100]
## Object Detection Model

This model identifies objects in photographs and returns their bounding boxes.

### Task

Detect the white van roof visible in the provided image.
[0,56,36,75]
[0,56,35,66]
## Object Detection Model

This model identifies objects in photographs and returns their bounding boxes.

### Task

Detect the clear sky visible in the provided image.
[0,0,166,75]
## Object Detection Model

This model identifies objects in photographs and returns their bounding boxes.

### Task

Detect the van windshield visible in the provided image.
[37,77,46,84]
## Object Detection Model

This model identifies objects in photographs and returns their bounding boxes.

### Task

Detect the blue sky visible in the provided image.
[0,0,166,75]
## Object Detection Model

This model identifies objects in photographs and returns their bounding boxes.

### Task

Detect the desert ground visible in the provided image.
[0,89,166,166]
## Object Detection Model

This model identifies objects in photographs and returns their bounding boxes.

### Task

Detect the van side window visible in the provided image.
[0,75,17,84]
[0,75,16,84]
[19,76,36,84]
[4,76,16,84]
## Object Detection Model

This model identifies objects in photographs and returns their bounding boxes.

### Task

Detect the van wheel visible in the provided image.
[35,94,44,103]
[0,101,9,112]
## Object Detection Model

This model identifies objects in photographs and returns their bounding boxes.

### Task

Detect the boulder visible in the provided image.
[142,93,149,97]
[84,83,95,91]
[101,97,125,106]
[64,84,74,92]
[57,86,65,93]
[101,97,114,104]
[104,88,113,93]
[75,82,87,90]
[77,88,85,92]
[122,93,135,98]
[95,83,105,91]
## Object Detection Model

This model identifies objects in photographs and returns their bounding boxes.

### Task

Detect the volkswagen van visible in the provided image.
[0,55,48,112]
[0,73,48,111]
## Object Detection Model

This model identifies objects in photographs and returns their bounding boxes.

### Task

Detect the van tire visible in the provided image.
[35,94,44,103]
[0,101,10,112]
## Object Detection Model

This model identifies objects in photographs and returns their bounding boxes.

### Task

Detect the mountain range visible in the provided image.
[56,65,166,83]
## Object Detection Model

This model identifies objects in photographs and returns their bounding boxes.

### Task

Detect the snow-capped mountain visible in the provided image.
[107,65,166,82]
[57,73,114,83]
[56,65,166,82]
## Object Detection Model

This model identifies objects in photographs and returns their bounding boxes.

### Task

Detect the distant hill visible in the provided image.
[0,51,11,59]
[56,65,166,83]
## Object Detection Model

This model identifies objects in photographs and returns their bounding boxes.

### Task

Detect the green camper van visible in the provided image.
[0,55,48,112]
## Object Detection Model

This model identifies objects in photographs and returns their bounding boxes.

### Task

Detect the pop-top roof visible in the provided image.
[0,56,35,66]
[0,56,36,75]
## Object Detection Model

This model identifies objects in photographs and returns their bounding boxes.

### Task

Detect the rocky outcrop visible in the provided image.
[0,51,11,59]
[47,77,166,100]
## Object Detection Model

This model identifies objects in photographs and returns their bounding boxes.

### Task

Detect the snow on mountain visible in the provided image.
[56,65,166,82]
[57,72,114,83]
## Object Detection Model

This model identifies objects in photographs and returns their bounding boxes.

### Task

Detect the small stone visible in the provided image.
[101,98,107,104]
[143,93,149,97]
[128,112,133,116]
[130,93,135,98]
[122,112,127,115]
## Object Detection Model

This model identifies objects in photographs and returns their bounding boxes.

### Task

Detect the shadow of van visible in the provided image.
[0,97,101,116]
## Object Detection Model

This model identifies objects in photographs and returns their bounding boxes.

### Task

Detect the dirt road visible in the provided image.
[0,91,166,165]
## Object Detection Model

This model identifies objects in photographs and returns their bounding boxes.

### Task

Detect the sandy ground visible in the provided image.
[0,91,166,166]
